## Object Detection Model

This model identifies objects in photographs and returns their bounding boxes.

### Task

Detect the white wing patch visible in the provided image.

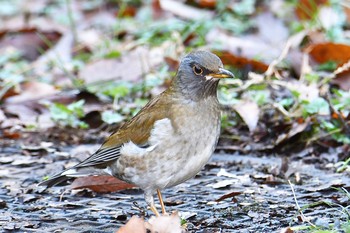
[149,118,174,145]
[121,118,174,157]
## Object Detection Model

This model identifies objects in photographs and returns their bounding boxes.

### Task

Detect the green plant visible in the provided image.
[49,100,88,128]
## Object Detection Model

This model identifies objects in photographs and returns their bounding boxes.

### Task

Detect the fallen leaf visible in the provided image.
[146,212,183,233]
[0,109,6,122]
[0,28,62,61]
[116,6,138,18]
[217,51,268,73]
[71,175,135,193]
[234,101,260,132]
[332,71,350,91]
[207,179,235,189]
[308,43,350,90]
[4,104,41,126]
[79,47,163,84]
[159,0,214,20]
[2,130,21,140]
[117,212,183,233]
[33,32,74,78]
[275,121,309,146]
[117,216,147,233]
[308,42,350,65]
[5,81,59,104]
[215,191,241,202]
[344,4,350,23]
[319,6,341,30]
[194,0,216,8]
[207,28,282,65]
[280,227,294,233]
[0,199,7,209]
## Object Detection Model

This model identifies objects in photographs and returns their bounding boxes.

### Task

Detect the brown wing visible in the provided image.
[72,90,175,168]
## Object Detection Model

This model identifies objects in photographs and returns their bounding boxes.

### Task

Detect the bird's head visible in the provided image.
[173,50,234,101]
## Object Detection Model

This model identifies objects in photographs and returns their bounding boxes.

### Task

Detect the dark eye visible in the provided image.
[193,65,203,75]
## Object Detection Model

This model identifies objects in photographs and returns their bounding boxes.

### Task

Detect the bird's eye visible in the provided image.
[193,65,203,75]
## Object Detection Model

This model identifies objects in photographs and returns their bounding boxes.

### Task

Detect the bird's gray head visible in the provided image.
[173,50,234,101]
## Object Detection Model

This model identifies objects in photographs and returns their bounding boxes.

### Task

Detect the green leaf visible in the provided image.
[279,98,294,108]
[102,110,124,124]
[104,50,121,59]
[304,73,320,83]
[49,100,88,129]
[50,103,71,121]
[316,61,337,72]
[302,97,330,116]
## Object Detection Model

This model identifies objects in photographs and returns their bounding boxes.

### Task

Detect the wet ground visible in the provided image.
[1,140,350,232]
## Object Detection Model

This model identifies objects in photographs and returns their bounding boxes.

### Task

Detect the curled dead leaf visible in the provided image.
[217,51,268,73]
[233,101,260,132]
[215,191,241,202]
[71,175,135,193]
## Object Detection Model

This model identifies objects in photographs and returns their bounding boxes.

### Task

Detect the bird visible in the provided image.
[39,50,234,216]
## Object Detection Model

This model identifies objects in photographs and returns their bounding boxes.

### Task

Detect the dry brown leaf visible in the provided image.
[217,51,268,73]
[308,42,350,65]
[308,42,350,90]
[215,191,241,202]
[5,81,58,104]
[194,0,216,8]
[275,121,309,146]
[279,227,294,233]
[2,130,21,140]
[71,175,135,193]
[207,29,282,65]
[332,71,350,90]
[234,101,260,132]
[117,216,147,233]
[344,4,350,23]
[0,28,62,61]
[4,104,40,126]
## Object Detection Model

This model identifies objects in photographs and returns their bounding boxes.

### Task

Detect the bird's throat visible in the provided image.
[173,78,219,102]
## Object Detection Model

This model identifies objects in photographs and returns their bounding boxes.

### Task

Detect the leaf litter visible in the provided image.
[1,0,350,232]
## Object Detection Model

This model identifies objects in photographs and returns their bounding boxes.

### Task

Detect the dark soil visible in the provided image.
[1,137,350,233]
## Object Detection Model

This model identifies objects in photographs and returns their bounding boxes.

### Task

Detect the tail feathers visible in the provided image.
[38,167,110,187]
[38,174,70,187]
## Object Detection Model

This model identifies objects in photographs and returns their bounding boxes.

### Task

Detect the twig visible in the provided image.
[324,93,350,134]
[65,0,77,44]
[288,180,316,227]
[264,31,306,77]
[59,189,70,202]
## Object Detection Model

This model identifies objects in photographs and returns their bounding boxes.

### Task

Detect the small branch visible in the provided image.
[265,31,306,78]
[288,180,316,227]
[65,0,77,44]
